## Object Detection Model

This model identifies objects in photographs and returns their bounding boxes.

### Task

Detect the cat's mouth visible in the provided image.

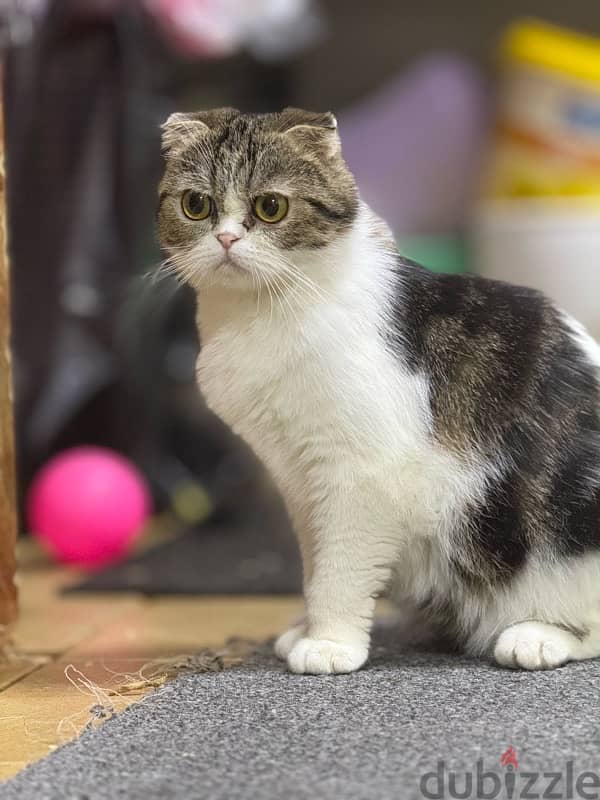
[216,254,247,274]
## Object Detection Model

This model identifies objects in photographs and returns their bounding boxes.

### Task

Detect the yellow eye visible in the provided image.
[254,194,289,223]
[181,190,212,220]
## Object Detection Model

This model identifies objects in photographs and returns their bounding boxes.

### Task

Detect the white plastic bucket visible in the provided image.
[472,201,600,340]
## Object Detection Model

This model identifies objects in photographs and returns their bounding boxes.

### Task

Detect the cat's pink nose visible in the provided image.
[217,232,240,250]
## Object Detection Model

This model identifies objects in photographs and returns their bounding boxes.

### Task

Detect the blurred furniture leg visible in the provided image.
[0,69,17,644]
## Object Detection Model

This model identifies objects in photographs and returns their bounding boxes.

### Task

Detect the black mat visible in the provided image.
[67,515,302,594]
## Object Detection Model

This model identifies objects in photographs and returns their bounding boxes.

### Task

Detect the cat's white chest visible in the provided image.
[196,304,477,538]
[197,312,363,470]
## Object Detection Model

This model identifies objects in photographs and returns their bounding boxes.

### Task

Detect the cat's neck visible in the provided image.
[196,205,397,344]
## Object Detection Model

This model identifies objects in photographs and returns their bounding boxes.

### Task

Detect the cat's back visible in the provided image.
[392,258,556,375]
[389,259,600,456]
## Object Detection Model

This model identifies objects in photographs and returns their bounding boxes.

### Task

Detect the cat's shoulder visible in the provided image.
[388,256,554,362]
[386,255,600,396]
[393,256,548,322]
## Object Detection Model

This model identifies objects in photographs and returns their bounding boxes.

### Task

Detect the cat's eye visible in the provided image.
[181,190,212,220]
[254,194,289,224]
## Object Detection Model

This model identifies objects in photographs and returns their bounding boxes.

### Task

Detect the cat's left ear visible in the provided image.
[278,108,341,158]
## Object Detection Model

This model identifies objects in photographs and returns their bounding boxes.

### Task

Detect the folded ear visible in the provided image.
[277,107,340,157]
[161,113,208,155]
[160,108,239,155]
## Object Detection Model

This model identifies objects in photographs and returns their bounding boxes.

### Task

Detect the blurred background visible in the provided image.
[3,0,600,593]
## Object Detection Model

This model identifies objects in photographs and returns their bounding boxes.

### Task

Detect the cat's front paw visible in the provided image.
[287,637,368,674]
[274,624,306,661]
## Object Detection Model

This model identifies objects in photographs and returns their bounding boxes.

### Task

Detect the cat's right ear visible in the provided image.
[160,113,210,157]
[161,108,239,156]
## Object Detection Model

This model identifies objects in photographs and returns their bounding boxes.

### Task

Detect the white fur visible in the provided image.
[495,621,581,670]
[561,310,600,369]
[189,206,600,673]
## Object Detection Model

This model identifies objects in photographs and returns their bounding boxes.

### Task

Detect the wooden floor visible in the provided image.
[0,542,303,782]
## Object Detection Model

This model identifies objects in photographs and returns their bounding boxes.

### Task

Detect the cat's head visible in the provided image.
[157,108,359,290]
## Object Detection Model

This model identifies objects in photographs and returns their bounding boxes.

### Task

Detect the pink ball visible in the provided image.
[27,447,152,568]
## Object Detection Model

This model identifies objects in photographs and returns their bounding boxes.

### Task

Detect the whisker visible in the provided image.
[249,247,331,308]
[269,269,301,328]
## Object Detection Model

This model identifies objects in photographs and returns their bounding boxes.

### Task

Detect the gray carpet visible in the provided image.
[3,630,600,800]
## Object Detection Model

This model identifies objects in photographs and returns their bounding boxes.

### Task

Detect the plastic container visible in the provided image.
[472,19,600,337]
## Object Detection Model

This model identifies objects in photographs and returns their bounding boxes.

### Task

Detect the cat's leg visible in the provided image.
[494,621,583,670]
[486,561,600,669]
[274,502,313,661]
[274,624,306,660]
[286,491,396,675]
[493,620,600,670]
[464,553,600,670]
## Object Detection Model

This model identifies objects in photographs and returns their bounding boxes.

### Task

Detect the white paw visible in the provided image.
[494,621,580,670]
[274,624,306,661]
[287,637,368,674]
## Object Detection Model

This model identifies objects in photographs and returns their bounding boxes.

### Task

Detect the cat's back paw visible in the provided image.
[287,637,368,674]
[274,623,306,661]
[494,621,581,670]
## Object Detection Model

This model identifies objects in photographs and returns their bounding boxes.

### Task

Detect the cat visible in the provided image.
[157,107,600,674]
